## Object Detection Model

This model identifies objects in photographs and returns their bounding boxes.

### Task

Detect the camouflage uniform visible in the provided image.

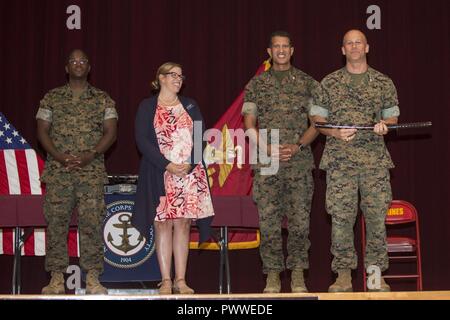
[310,67,400,272]
[243,67,320,273]
[36,84,118,273]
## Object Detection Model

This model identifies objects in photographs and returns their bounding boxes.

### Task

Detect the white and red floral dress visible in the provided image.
[153,103,214,221]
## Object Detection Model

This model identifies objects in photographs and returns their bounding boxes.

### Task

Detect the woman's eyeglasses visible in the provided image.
[163,72,186,81]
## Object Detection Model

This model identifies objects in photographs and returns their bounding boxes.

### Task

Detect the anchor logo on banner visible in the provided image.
[107,214,144,254]
[103,200,155,269]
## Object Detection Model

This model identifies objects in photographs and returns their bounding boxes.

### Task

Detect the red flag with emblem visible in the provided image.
[189,61,271,249]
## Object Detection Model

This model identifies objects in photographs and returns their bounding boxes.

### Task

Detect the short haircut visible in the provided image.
[67,49,89,64]
[269,31,293,47]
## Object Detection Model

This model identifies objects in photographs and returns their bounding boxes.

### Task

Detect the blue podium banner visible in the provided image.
[100,194,161,282]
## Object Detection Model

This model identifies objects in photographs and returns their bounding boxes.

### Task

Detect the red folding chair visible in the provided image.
[362,200,423,291]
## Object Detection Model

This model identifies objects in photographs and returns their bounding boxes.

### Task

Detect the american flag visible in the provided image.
[0,112,44,195]
[0,112,79,256]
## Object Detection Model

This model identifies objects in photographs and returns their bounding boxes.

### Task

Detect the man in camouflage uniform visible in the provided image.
[310,30,400,292]
[242,31,320,293]
[36,49,118,295]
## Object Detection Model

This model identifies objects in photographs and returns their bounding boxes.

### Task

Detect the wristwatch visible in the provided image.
[296,142,305,151]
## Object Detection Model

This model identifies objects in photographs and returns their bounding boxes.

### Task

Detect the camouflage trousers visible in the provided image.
[326,168,392,272]
[43,174,105,273]
[253,168,313,274]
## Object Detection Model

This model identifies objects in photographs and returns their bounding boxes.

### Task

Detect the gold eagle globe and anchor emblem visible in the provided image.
[205,124,244,188]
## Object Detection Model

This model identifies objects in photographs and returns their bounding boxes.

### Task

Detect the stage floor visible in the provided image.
[1,291,449,300]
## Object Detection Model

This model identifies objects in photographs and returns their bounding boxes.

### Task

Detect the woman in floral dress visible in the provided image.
[132,62,214,295]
